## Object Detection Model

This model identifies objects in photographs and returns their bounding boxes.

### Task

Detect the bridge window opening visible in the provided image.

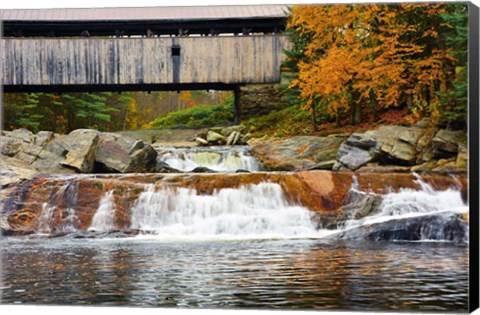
[171,46,181,56]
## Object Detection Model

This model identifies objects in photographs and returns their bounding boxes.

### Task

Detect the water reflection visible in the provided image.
[0,238,468,311]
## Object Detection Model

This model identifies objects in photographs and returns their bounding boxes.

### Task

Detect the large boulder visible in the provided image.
[94,132,157,173]
[456,146,468,169]
[221,125,247,137]
[155,161,182,173]
[226,131,241,146]
[195,137,209,146]
[0,130,70,173]
[251,136,346,171]
[327,212,468,242]
[205,130,226,145]
[0,157,37,188]
[15,143,44,164]
[375,126,423,165]
[336,143,377,171]
[335,125,445,171]
[3,128,35,144]
[0,136,23,157]
[34,131,54,147]
[1,129,158,175]
[431,129,464,159]
[61,129,100,173]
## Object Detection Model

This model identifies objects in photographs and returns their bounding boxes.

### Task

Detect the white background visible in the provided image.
[0,1,479,315]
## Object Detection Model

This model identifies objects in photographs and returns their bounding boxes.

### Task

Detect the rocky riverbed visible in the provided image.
[250,119,467,173]
[0,90,471,315]
[0,120,467,190]
[0,170,467,237]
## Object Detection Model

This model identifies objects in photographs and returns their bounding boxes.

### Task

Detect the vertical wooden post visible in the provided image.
[234,86,241,124]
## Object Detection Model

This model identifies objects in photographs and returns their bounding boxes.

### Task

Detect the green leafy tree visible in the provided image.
[4,93,43,132]
[281,7,320,128]
[437,3,468,129]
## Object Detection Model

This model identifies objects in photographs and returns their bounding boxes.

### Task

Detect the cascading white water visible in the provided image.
[155,146,260,172]
[88,191,116,232]
[336,174,468,241]
[33,172,466,243]
[124,173,468,242]
[130,182,319,240]
[37,203,56,234]
[35,180,80,234]
[58,181,79,233]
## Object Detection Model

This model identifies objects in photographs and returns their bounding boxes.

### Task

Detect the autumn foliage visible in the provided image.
[286,3,467,129]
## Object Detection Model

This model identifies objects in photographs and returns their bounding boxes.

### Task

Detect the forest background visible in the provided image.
[2,3,468,136]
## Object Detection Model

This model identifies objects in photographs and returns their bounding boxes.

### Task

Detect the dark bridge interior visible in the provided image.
[1,5,288,37]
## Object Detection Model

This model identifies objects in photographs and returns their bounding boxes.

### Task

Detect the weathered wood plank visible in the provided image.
[1,35,290,87]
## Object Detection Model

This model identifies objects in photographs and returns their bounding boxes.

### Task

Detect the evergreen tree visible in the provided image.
[437,3,468,129]
[10,93,44,132]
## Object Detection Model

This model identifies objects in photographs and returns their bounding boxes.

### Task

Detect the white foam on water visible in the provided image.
[124,174,468,242]
[31,171,467,243]
[130,182,320,240]
[36,203,56,235]
[156,146,260,172]
[336,175,468,241]
[35,180,80,234]
[88,191,116,232]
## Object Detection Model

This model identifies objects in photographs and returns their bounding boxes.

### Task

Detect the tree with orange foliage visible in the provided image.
[179,91,198,109]
[286,3,463,127]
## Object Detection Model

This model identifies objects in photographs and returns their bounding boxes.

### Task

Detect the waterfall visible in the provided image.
[36,203,56,234]
[155,146,260,172]
[59,181,79,233]
[360,176,465,223]
[36,180,79,234]
[130,182,318,240]
[39,175,468,242]
[8,171,467,243]
[88,191,116,232]
[334,174,468,242]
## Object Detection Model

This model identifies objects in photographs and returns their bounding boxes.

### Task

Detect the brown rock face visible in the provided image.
[0,171,467,236]
[251,136,346,171]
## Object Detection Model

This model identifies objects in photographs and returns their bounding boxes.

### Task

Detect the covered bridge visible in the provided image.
[1,5,291,92]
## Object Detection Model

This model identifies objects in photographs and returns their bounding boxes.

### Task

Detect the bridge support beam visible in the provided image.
[233,86,241,125]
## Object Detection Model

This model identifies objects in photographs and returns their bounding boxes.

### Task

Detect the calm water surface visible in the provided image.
[0,238,468,312]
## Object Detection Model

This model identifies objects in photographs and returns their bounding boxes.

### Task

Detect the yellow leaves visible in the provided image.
[289,79,299,89]
[179,91,197,109]
[423,28,439,38]
[288,2,451,122]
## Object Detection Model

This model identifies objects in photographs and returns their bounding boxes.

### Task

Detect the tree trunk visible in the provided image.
[348,84,362,125]
[406,94,413,110]
[233,86,241,124]
[350,102,362,125]
[311,103,318,131]
[425,86,431,107]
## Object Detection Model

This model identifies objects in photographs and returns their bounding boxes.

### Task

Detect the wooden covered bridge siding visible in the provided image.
[2,35,289,89]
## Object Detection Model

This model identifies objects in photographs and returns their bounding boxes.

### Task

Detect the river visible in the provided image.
[0,145,469,312]
[0,238,468,311]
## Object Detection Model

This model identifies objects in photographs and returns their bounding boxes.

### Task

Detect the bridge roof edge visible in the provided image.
[0,5,291,22]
